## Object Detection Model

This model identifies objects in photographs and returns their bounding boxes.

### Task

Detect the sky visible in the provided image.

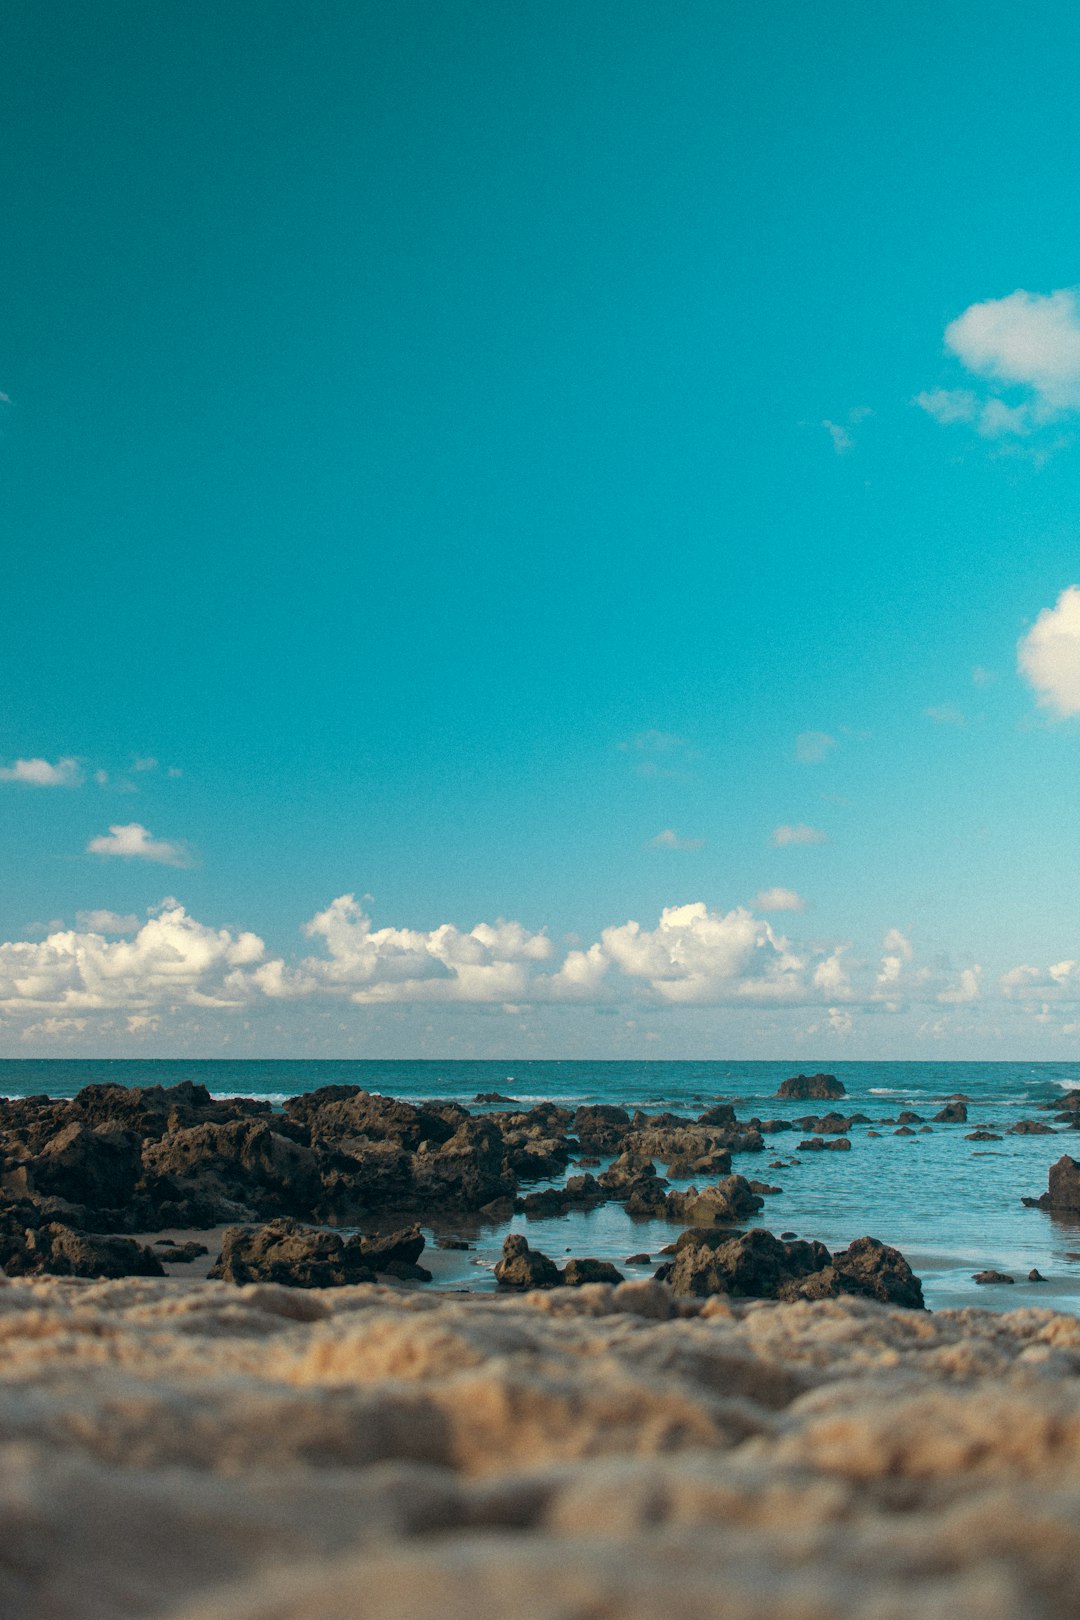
[6,1,1080,1058]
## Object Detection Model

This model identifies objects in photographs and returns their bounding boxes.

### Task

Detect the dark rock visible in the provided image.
[797,1138,826,1152]
[154,1240,209,1263]
[358,1223,426,1269]
[696,1104,737,1127]
[776,1073,846,1100]
[1029,1268,1046,1281]
[1008,1119,1054,1135]
[664,1175,764,1225]
[562,1257,624,1286]
[474,1092,520,1105]
[933,1101,968,1124]
[973,1270,1015,1285]
[27,1224,165,1279]
[894,1127,917,1137]
[666,1228,924,1309]
[210,1220,376,1288]
[825,1138,852,1152]
[966,1130,1003,1142]
[748,1181,782,1195]
[494,1233,562,1289]
[897,1111,924,1124]
[32,1121,142,1210]
[436,1237,471,1250]
[516,1174,606,1218]
[1022,1155,1080,1213]
[623,1253,651,1265]
[573,1105,631,1153]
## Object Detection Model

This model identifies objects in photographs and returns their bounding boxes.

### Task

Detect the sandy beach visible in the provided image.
[1,1270,1079,1618]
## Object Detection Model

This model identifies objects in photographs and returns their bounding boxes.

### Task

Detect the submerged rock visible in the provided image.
[973,1270,1015,1285]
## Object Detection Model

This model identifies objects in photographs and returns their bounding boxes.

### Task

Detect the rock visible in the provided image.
[696,1104,736,1126]
[209,1220,376,1288]
[473,1092,520,1105]
[562,1258,624,1286]
[516,1175,606,1217]
[973,1270,1015,1285]
[153,1240,209,1262]
[776,1073,846,1100]
[666,1228,924,1308]
[27,1223,165,1279]
[966,1130,1002,1141]
[436,1237,471,1250]
[358,1223,426,1270]
[494,1233,562,1289]
[825,1138,851,1152]
[1029,1268,1046,1281]
[748,1181,782,1195]
[866,1129,880,1138]
[1022,1155,1080,1213]
[933,1101,968,1123]
[894,1127,916,1137]
[143,1120,321,1220]
[797,1138,826,1151]
[1008,1119,1054,1135]
[32,1119,143,1211]
[897,1111,924,1124]
[664,1174,764,1225]
[572,1105,631,1153]
[623,1253,651,1265]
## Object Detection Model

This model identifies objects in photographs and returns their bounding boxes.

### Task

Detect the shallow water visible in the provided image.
[4,1058,1079,1311]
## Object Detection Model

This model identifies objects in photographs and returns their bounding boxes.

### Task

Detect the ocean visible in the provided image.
[4,1057,1079,1312]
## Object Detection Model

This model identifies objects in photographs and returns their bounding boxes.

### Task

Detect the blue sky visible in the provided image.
[6,1,1080,1057]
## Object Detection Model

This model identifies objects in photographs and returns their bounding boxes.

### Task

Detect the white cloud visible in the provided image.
[75,910,139,934]
[823,420,852,454]
[86,823,194,867]
[600,902,813,1006]
[938,965,982,1005]
[132,756,158,772]
[0,902,272,1016]
[649,829,704,851]
[914,387,979,425]
[1017,585,1080,717]
[301,895,555,1005]
[924,704,966,726]
[0,756,80,787]
[972,666,995,687]
[753,887,807,912]
[945,288,1080,411]
[771,824,827,847]
[795,730,836,764]
[0,896,987,1028]
[919,288,1080,445]
[1001,960,1080,1002]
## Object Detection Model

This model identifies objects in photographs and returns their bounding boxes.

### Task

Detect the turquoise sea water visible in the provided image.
[4,1058,1080,1313]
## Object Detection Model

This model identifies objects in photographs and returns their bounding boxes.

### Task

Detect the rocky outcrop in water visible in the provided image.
[1023,1154,1080,1213]
[775,1072,846,1100]
[658,1228,924,1308]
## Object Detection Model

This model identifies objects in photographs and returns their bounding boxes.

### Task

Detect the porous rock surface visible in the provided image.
[2,1275,1080,1618]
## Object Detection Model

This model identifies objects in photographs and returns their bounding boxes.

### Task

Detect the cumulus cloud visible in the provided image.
[918,287,1080,444]
[1000,960,1080,1002]
[795,731,836,764]
[0,757,80,787]
[300,895,555,1005]
[649,829,703,851]
[1017,585,1080,717]
[0,903,272,1016]
[86,823,194,867]
[946,288,1080,411]
[771,824,827,847]
[75,910,139,934]
[753,887,807,912]
[0,894,988,1034]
